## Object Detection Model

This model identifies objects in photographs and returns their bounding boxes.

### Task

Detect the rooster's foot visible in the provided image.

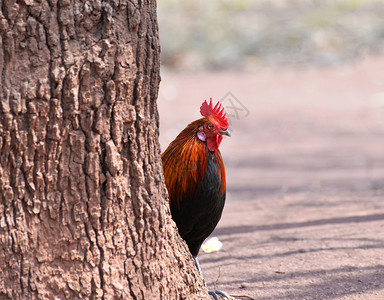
[209,289,233,300]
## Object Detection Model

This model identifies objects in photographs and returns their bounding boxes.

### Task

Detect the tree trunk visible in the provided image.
[0,1,207,299]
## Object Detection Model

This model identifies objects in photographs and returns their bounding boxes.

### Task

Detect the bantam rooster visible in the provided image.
[162,99,231,299]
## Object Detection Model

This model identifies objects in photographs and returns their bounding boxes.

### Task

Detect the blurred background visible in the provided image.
[158,0,384,70]
[157,1,384,298]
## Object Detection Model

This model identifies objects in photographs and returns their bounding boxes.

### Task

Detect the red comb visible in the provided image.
[200,98,229,128]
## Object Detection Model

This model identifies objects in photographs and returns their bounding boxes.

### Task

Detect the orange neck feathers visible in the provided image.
[161,119,226,207]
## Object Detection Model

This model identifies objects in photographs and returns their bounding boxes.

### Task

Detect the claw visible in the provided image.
[215,290,232,298]
[209,290,220,300]
[209,289,233,299]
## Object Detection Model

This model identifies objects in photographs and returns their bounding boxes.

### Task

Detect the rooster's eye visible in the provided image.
[207,123,214,130]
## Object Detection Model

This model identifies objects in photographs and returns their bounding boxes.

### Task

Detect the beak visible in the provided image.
[220,129,231,137]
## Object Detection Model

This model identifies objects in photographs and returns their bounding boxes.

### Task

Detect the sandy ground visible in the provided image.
[157,55,384,300]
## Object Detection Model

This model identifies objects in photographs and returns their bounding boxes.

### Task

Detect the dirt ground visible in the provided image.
[157,55,384,300]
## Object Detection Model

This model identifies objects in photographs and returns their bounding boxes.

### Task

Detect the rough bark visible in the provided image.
[0,0,207,299]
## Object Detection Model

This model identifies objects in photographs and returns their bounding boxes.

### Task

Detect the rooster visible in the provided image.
[162,99,231,299]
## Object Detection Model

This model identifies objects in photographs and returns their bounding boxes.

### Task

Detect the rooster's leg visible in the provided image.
[193,256,204,278]
[193,256,232,300]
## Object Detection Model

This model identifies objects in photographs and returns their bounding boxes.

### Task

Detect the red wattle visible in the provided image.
[207,135,222,151]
